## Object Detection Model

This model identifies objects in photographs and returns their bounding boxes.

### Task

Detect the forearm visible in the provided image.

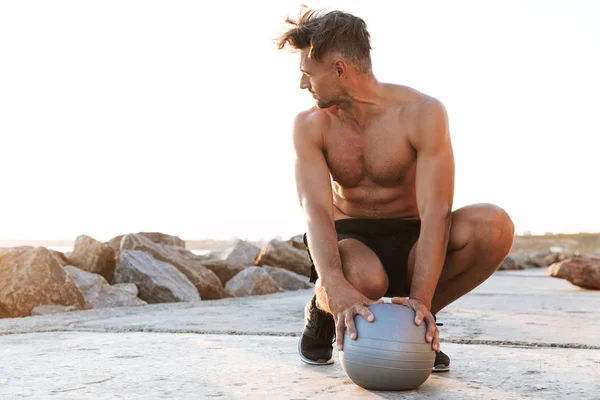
[304,205,346,285]
[409,212,452,309]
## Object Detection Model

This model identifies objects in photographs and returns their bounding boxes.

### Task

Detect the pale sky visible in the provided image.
[1,0,599,241]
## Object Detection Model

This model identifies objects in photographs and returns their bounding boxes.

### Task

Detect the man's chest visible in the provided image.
[323,118,417,188]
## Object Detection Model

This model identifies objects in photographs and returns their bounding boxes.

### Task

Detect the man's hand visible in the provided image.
[317,281,383,351]
[391,297,440,352]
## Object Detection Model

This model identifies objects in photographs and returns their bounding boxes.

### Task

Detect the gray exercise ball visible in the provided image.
[339,303,435,391]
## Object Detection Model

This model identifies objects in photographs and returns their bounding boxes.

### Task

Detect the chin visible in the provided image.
[316,100,334,109]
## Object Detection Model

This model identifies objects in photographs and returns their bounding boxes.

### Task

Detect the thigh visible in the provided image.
[407,203,505,282]
[405,204,484,285]
[338,238,389,300]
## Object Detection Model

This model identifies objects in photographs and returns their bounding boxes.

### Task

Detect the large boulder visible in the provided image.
[546,257,600,290]
[49,250,69,267]
[262,265,312,290]
[64,265,147,308]
[225,267,283,297]
[255,239,312,276]
[114,250,201,304]
[120,234,225,299]
[106,232,185,253]
[218,239,261,265]
[0,247,89,318]
[1,246,68,267]
[498,254,529,270]
[67,235,117,282]
[526,251,566,268]
[190,253,248,285]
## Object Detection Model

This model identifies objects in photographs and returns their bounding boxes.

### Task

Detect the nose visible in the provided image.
[300,74,310,90]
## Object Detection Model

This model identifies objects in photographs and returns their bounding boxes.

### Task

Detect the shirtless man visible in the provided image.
[277,8,515,372]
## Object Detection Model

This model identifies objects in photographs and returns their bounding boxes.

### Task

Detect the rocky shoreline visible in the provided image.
[0,232,598,319]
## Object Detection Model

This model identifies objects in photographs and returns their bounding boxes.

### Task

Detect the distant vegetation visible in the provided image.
[511,232,600,255]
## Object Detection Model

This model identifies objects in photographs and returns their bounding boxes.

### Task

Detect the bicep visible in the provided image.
[292,113,334,218]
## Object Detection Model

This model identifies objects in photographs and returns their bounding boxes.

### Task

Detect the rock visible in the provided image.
[288,234,306,251]
[546,257,600,290]
[106,232,185,254]
[1,246,67,268]
[498,254,529,270]
[114,250,201,304]
[113,283,139,296]
[191,253,248,285]
[255,239,312,276]
[30,305,78,316]
[218,239,261,265]
[120,234,225,299]
[64,265,147,308]
[49,250,69,267]
[0,247,89,318]
[526,251,566,268]
[225,267,283,297]
[262,265,312,290]
[67,235,117,282]
[499,251,567,271]
[208,250,223,257]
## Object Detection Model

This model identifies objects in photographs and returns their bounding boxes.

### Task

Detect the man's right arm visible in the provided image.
[293,111,381,347]
[292,111,346,293]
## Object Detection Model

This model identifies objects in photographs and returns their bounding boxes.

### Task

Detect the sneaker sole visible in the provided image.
[297,337,334,366]
[432,364,450,372]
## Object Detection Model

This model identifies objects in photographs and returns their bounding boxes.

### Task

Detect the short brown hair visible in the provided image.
[277,7,372,73]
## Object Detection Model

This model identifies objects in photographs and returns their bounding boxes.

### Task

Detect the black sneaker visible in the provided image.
[432,315,450,372]
[297,294,336,365]
[433,350,450,372]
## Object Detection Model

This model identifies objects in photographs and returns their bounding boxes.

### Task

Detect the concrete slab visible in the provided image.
[0,332,598,400]
[0,270,599,399]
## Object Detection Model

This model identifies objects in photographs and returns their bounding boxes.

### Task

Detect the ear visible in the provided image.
[333,60,347,78]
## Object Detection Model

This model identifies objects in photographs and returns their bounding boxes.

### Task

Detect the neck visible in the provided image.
[335,74,383,128]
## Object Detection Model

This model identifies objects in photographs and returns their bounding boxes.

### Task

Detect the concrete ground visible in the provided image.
[1,269,599,399]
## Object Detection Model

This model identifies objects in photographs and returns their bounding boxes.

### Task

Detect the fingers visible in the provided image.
[335,314,345,351]
[391,297,440,351]
[345,311,358,341]
[413,305,426,326]
[391,296,407,306]
[424,313,437,344]
[433,326,441,352]
[356,303,375,323]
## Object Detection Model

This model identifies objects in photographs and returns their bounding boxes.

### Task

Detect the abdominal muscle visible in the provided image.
[331,184,420,221]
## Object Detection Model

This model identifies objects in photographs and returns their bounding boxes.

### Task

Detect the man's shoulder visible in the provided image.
[292,107,331,150]
[294,106,331,127]
[293,107,333,138]
[385,83,445,112]
[384,84,449,148]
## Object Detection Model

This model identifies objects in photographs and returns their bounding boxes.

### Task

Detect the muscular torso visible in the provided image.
[318,85,427,221]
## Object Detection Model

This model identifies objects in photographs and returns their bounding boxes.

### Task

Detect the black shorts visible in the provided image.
[303,218,421,298]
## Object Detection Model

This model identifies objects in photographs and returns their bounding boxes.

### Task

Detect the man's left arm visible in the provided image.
[409,98,455,310]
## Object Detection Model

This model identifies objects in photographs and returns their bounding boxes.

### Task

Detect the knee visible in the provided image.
[470,203,515,257]
[344,260,389,300]
[339,244,388,300]
[345,270,388,301]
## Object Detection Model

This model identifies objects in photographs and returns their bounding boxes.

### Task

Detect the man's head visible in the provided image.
[277,7,372,108]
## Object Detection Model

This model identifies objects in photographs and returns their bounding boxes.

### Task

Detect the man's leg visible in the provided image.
[299,237,389,365]
[404,203,514,371]
[315,238,390,310]
[406,203,515,315]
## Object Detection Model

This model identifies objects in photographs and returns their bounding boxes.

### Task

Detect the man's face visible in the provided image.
[299,48,341,109]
